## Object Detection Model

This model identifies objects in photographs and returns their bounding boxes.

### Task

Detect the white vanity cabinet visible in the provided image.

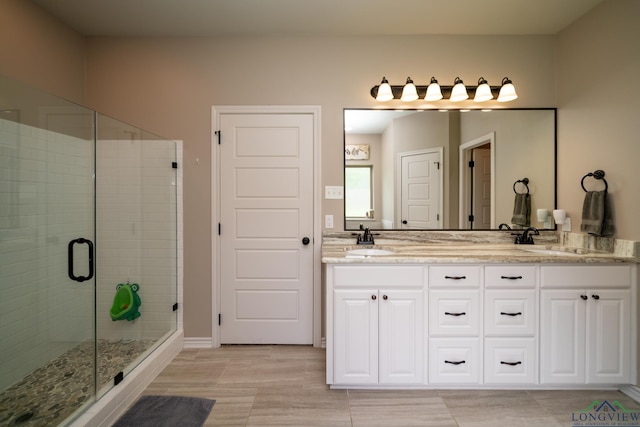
[540,265,633,385]
[328,265,424,385]
[325,258,636,389]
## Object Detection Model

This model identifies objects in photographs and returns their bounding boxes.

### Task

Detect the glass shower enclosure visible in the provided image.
[0,74,178,426]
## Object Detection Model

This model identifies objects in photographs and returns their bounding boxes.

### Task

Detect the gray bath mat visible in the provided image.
[113,395,215,427]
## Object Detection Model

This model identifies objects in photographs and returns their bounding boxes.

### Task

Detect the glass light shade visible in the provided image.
[450,77,468,102]
[376,77,394,102]
[474,78,493,102]
[497,77,518,102]
[400,77,418,102]
[424,77,443,101]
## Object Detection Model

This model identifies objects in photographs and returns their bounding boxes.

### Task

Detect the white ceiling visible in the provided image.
[32,0,603,37]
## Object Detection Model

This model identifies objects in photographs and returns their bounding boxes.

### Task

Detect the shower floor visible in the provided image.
[0,339,155,427]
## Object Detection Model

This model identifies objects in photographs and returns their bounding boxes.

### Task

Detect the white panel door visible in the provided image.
[333,289,379,384]
[378,289,423,384]
[219,113,314,344]
[540,290,586,384]
[586,290,631,384]
[400,150,441,229]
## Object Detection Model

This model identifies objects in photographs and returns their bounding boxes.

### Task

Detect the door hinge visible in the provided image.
[218,313,222,325]
[437,214,440,221]
[215,130,221,144]
[434,161,440,170]
[468,214,475,222]
[218,223,221,235]
[468,160,475,168]
[172,303,178,312]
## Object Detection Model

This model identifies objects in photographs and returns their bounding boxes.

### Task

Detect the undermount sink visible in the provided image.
[346,248,396,257]
[518,248,579,256]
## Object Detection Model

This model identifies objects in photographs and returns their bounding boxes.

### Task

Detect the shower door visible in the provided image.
[0,78,98,426]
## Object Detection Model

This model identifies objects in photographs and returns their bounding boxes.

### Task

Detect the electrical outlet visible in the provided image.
[325,186,344,199]
[325,215,334,229]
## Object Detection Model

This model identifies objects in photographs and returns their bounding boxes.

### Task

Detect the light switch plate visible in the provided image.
[325,186,343,199]
[325,215,334,228]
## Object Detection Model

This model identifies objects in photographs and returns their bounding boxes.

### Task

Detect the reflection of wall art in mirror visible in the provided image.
[345,144,369,160]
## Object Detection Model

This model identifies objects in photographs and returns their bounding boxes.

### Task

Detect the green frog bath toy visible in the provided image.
[110,283,141,321]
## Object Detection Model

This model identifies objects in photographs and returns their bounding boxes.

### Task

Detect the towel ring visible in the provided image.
[513,177,530,194]
[581,169,608,192]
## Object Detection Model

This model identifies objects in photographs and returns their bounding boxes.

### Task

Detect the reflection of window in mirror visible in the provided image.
[345,165,373,218]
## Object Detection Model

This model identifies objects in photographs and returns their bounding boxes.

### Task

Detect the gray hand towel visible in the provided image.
[580,190,615,236]
[511,193,531,227]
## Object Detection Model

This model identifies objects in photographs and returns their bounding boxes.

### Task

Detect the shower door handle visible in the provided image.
[68,238,94,282]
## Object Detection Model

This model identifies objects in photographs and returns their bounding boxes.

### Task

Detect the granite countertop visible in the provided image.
[321,232,639,264]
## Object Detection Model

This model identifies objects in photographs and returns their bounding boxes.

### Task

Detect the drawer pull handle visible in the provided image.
[500,311,522,317]
[500,361,522,366]
[580,295,588,300]
[445,360,466,365]
[445,312,466,317]
[592,294,600,300]
[500,275,523,280]
[444,275,466,280]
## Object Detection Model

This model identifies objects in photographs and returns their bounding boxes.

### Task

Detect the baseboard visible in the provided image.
[69,330,184,427]
[183,337,214,348]
[620,384,640,404]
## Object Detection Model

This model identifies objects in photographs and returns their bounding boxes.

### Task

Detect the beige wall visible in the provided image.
[82,34,556,337]
[556,0,640,241]
[3,0,639,339]
[0,0,86,103]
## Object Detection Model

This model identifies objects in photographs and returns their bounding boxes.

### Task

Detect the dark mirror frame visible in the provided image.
[343,108,557,231]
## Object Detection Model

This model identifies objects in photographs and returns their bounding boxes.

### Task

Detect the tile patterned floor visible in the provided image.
[142,345,640,426]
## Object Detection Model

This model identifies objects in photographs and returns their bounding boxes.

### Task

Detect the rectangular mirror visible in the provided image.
[344,108,556,231]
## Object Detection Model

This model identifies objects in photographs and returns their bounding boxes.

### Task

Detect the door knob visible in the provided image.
[402,220,408,224]
[302,237,310,245]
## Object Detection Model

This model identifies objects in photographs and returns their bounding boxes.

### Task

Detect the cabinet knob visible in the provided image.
[580,295,588,300]
[371,295,377,300]
[592,294,600,300]
[382,295,388,300]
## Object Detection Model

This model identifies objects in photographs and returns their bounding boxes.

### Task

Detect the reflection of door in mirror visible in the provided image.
[459,133,495,229]
[398,149,442,229]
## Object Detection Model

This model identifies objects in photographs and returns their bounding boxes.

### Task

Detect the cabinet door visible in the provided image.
[586,289,631,384]
[378,289,424,384]
[540,290,586,384]
[333,289,378,384]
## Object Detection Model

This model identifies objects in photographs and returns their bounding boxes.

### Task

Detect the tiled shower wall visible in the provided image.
[95,138,178,342]
[0,118,178,391]
[0,118,93,390]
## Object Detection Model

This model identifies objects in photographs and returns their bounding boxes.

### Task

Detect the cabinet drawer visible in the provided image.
[429,265,481,288]
[540,265,632,288]
[485,265,537,289]
[484,338,536,384]
[428,338,480,384]
[429,290,480,336]
[485,290,536,336]
[332,265,424,288]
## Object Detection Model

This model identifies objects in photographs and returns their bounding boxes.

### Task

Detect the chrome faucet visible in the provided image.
[514,227,539,245]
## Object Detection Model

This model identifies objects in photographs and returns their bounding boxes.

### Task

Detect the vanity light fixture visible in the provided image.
[424,77,443,101]
[473,77,493,102]
[449,77,468,102]
[497,77,518,102]
[400,77,419,102]
[375,77,394,102]
[370,76,518,103]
